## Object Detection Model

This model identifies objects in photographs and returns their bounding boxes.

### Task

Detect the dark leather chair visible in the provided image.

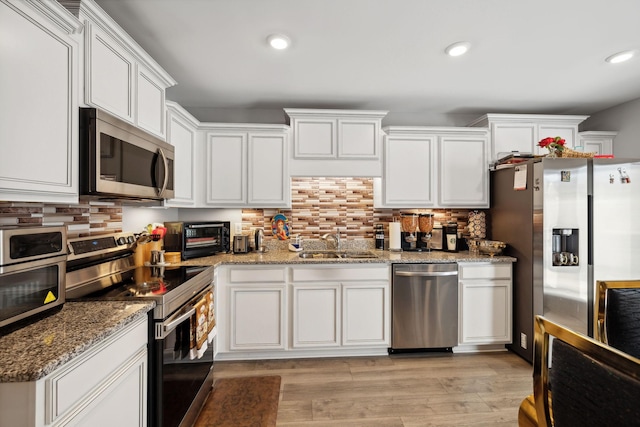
[596,280,640,358]
[519,315,640,427]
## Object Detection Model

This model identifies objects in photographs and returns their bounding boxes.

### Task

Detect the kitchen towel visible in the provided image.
[389,222,401,250]
[190,296,209,360]
[206,291,216,343]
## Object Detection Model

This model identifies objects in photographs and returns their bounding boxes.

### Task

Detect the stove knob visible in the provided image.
[117,237,127,245]
[127,236,135,244]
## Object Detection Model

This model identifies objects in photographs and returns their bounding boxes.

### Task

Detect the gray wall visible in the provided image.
[582,97,640,158]
[184,106,479,127]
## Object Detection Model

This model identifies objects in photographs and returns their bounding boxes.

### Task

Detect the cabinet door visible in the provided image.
[491,122,537,160]
[579,132,615,156]
[248,133,290,207]
[293,118,337,159]
[438,134,489,207]
[205,132,246,206]
[69,350,147,427]
[230,286,285,350]
[338,119,379,159]
[86,22,135,122]
[136,66,166,138]
[0,0,79,203]
[342,283,390,346]
[292,285,340,347]
[165,106,197,206]
[383,135,435,207]
[459,279,512,344]
[538,123,578,152]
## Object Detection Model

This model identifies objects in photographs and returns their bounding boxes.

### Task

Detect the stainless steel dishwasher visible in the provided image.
[391,263,459,351]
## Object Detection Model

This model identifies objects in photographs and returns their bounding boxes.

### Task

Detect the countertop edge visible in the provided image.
[0,301,154,383]
[179,250,516,268]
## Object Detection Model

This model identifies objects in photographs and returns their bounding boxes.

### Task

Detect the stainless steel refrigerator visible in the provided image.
[490,157,640,362]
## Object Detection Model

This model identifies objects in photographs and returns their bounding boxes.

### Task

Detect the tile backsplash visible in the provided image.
[0,200,122,239]
[1,178,481,242]
[243,177,474,241]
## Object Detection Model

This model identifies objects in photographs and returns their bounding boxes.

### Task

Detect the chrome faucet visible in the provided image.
[321,228,341,251]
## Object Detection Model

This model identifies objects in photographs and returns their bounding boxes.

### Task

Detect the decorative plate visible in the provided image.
[271,213,290,240]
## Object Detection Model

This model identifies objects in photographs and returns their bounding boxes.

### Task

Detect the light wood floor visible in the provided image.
[209,350,533,426]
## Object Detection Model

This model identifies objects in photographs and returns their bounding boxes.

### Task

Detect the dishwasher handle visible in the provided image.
[395,270,458,277]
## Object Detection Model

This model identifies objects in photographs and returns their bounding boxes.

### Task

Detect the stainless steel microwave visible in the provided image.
[79,108,175,201]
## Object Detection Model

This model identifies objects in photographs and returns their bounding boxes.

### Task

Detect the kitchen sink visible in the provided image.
[339,251,379,259]
[298,251,378,259]
[298,251,341,259]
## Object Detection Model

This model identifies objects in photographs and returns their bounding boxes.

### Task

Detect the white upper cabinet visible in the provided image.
[382,131,436,207]
[438,131,490,207]
[285,108,388,177]
[0,0,81,203]
[378,127,489,208]
[469,114,588,160]
[165,101,199,207]
[70,0,176,139]
[202,124,291,208]
[578,131,616,156]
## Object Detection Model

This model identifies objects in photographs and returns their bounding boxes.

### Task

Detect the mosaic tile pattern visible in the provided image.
[243,178,477,242]
[0,199,123,239]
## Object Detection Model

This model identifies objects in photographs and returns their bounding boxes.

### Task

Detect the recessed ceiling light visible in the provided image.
[267,34,291,50]
[605,50,635,64]
[445,41,471,57]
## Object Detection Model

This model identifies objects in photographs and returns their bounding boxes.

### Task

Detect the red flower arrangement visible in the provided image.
[538,136,566,156]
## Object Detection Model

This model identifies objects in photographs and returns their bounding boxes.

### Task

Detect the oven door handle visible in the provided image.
[156,286,212,339]
[158,307,196,339]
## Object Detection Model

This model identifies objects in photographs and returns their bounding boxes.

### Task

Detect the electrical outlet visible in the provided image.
[234,223,242,234]
[520,332,527,349]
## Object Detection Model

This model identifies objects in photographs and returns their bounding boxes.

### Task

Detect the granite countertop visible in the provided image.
[0,301,154,383]
[180,249,516,267]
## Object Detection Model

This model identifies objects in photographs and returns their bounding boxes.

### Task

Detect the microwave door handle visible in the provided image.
[156,148,169,197]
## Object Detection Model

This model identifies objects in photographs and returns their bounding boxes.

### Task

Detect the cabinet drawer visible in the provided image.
[46,318,147,423]
[292,266,389,282]
[229,267,286,283]
[459,263,511,280]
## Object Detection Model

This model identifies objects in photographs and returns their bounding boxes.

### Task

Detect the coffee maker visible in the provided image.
[400,213,419,251]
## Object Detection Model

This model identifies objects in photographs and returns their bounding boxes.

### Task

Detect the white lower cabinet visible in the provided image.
[292,284,340,347]
[292,265,390,350]
[215,264,390,360]
[458,263,513,346]
[342,283,388,346]
[217,266,287,354]
[0,317,148,427]
[230,285,286,350]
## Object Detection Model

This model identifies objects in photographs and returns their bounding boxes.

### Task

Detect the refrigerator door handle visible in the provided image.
[588,194,593,266]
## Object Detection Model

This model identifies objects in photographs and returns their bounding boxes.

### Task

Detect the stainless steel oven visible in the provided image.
[151,283,214,427]
[0,226,67,332]
[66,232,214,427]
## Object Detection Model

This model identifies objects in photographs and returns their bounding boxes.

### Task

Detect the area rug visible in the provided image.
[196,375,281,427]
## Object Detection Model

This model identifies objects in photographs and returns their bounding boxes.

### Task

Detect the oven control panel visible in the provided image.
[67,232,136,261]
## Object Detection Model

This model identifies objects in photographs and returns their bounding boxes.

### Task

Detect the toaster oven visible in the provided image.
[164,221,230,260]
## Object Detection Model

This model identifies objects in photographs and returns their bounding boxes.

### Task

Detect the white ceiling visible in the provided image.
[93,0,640,124]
